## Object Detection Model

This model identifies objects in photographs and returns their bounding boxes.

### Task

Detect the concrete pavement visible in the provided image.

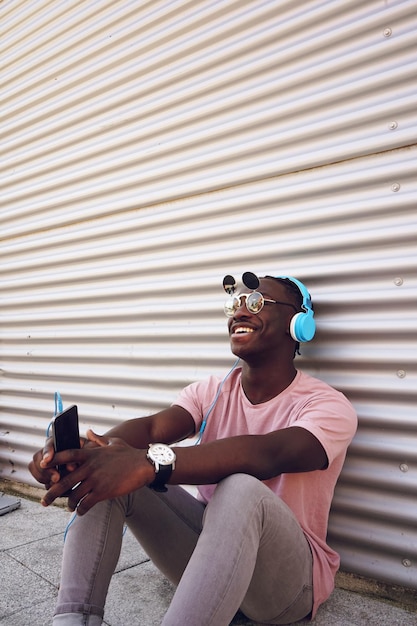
[0,491,416,625]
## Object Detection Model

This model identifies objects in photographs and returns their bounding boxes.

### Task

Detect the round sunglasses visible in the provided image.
[224,291,298,317]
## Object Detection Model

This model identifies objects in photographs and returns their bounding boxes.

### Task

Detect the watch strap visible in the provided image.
[148,464,173,492]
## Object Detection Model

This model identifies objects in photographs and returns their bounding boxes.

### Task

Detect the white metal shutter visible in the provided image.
[1,0,416,589]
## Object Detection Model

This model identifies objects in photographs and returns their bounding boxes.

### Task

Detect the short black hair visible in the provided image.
[263,276,305,312]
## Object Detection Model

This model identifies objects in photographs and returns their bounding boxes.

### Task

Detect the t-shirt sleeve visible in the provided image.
[292,390,358,466]
[173,376,221,432]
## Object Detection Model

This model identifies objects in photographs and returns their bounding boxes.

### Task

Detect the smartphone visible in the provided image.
[51,405,81,493]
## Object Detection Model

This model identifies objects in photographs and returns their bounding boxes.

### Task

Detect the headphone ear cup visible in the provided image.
[290,311,316,343]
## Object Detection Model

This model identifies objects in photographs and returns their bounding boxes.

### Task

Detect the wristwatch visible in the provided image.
[146,443,176,492]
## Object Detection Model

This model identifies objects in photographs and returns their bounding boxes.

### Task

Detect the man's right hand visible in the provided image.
[28,435,89,490]
[28,437,60,489]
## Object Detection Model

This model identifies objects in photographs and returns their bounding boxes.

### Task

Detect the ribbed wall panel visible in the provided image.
[1,0,416,588]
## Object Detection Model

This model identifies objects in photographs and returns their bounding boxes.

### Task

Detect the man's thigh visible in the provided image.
[126,485,206,584]
[206,474,313,624]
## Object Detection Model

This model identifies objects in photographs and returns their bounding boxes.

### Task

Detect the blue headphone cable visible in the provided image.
[195,358,240,445]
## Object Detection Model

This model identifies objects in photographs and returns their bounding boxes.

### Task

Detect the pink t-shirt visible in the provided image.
[174,368,357,618]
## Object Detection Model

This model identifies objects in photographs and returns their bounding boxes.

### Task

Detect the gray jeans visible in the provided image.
[53,474,313,626]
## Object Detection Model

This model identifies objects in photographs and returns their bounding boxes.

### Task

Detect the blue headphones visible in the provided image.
[276,276,315,343]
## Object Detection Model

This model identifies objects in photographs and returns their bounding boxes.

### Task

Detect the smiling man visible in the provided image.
[29,272,357,626]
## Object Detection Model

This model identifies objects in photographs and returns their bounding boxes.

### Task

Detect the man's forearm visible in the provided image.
[104,406,195,449]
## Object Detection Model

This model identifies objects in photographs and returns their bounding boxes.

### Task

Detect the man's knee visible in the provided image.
[206,473,299,535]
[207,473,272,513]
[219,472,270,496]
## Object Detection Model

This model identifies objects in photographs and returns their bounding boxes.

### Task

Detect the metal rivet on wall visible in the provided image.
[396,370,406,379]
[402,559,412,568]
[391,183,400,192]
[389,121,398,130]
[394,277,403,286]
[383,28,392,37]
[399,464,409,473]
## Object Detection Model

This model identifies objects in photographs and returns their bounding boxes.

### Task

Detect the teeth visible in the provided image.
[234,327,254,334]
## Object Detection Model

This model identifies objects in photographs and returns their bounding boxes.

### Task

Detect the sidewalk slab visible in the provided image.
[0,495,416,625]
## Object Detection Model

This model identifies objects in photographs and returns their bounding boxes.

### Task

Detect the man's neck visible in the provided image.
[240,361,297,405]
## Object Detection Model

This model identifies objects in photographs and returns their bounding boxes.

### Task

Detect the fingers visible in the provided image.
[41,471,95,516]
[28,446,60,487]
[41,463,84,508]
[39,448,86,506]
[40,437,55,465]
[86,429,125,448]
[79,435,90,449]
[86,429,109,447]
[39,435,139,513]
[67,482,97,515]
[74,491,97,516]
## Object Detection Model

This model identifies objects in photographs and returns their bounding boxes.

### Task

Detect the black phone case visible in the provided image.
[52,405,80,490]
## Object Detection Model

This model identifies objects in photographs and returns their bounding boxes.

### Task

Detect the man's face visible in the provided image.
[227,277,297,360]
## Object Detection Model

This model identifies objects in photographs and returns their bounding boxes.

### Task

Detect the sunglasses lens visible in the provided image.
[224,296,239,317]
[246,292,264,313]
[224,292,264,316]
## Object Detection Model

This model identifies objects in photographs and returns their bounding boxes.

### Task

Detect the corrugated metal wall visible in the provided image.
[1,0,416,589]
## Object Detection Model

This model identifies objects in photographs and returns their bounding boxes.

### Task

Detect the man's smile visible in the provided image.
[230,325,256,337]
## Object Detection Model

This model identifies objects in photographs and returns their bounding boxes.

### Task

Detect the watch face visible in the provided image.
[149,444,176,465]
